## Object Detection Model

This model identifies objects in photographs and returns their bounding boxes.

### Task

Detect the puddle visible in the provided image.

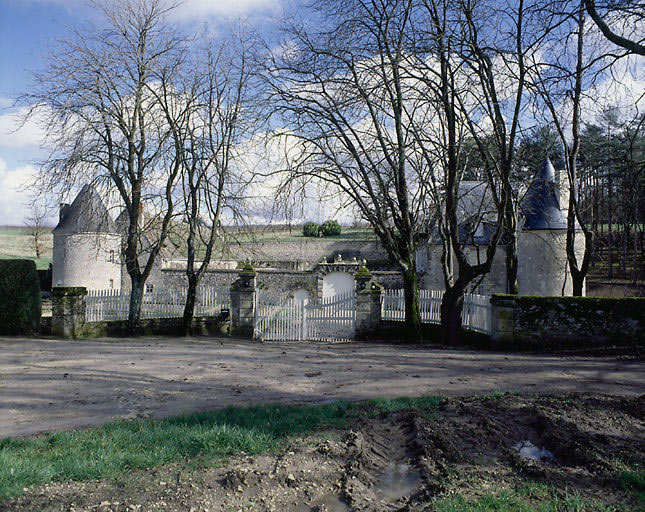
[377,461,422,500]
[513,440,555,463]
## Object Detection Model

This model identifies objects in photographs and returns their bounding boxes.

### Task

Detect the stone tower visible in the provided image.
[518,157,584,296]
[52,184,122,291]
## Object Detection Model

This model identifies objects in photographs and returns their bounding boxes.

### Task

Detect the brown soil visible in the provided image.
[1,338,643,438]
[4,393,643,512]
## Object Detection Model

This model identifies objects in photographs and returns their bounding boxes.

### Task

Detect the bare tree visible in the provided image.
[25,203,48,260]
[22,0,185,331]
[156,31,259,335]
[267,0,428,338]
[531,1,600,296]
[409,0,507,343]
[584,0,645,56]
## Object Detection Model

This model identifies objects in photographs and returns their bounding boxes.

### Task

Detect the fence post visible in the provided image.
[354,266,383,339]
[230,263,257,338]
[52,287,88,338]
[490,294,516,345]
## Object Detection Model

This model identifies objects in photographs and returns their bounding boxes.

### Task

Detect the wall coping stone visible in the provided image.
[52,286,88,297]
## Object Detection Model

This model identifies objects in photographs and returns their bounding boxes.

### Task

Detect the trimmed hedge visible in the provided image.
[0,259,42,335]
[303,222,320,237]
[321,219,342,236]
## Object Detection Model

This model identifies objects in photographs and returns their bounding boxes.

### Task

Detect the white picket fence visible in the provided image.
[382,288,491,334]
[255,290,355,342]
[86,287,230,322]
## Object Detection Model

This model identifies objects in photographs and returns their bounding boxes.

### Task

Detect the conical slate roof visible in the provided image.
[520,158,568,230]
[52,184,117,234]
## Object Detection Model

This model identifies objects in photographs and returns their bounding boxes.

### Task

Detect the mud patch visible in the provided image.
[3,393,643,511]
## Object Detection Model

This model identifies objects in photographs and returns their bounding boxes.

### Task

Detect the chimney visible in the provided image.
[59,203,70,222]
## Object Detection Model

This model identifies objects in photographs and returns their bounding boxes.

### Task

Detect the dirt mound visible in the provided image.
[4,393,643,511]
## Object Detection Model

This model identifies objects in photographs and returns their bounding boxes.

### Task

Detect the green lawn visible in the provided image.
[0,227,53,270]
[0,396,440,500]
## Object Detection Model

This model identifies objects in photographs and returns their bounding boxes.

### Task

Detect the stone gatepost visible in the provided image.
[354,266,384,339]
[490,294,516,345]
[230,263,257,338]
[51,287,88,338]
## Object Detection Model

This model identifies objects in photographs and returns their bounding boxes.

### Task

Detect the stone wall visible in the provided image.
[491,294,644,349]
[83,315,230,337]
[229,240,390,267]
[146,267,403,298]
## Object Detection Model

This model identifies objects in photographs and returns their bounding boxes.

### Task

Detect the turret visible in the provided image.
[52,184,122,290]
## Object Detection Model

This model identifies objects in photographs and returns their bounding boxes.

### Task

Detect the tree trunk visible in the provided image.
[402,267,422,341]
[182,276,198,336]
[128,280,144,334]
[440,283,465,345]
[505,196,519,295]
[505,237,519,294]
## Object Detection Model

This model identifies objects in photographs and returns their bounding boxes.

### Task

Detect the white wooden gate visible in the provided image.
[255,291,355,342]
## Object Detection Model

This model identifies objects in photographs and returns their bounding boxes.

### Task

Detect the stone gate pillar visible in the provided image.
[230,263,257,338]
[490,294,516,345]
[51,287,87,338]
[354,266,384,339]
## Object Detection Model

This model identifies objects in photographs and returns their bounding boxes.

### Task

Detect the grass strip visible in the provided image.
[0,395,441,501]
[433,481,630,512]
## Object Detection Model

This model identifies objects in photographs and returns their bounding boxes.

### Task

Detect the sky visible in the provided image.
[0,0,283,226]
[0,0,643,227]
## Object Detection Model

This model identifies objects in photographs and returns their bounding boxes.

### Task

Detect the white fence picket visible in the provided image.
[382,288,491,334]
[86,287,231,322]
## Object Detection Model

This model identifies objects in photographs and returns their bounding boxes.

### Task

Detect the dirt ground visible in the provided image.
[0,337,643,438]
[3,393,643,511]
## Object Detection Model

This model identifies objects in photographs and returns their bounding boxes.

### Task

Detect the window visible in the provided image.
[109,279,114,290]
[109,250,115,263]
[146,284,154,294]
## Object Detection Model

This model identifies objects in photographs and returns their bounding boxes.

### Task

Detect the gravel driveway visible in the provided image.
[0,336,642,438]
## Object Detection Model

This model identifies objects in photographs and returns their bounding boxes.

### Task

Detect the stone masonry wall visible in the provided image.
[491,294,644,348]
[229,240,390,267]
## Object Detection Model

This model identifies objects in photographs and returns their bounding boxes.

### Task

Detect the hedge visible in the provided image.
[303,222,320,237]
[0,259,42,335]
[320,220,342,236]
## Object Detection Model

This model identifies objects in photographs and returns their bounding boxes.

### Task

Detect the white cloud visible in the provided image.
[0,157,47,225]
[170,0,279,19]
[0,105,47,149]
[20,0,279,20]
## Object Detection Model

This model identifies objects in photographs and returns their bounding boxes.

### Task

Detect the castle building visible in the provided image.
[52,158,584,297]
[419,158,584,296]
[52,184,121,290]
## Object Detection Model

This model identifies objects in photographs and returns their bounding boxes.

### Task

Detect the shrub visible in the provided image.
[321,220,342,236]
[0,259,41,335]
[303,222,320,237]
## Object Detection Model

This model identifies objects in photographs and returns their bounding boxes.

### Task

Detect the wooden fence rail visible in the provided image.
[86,287,230,322]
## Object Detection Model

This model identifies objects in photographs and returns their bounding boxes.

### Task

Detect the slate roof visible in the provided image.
[52,184,117,234]
[520,157,568,230]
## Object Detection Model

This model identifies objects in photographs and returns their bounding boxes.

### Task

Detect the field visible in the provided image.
[0,227,53,270]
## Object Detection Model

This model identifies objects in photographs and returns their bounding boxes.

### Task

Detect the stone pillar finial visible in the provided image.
[354,265,373,291]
